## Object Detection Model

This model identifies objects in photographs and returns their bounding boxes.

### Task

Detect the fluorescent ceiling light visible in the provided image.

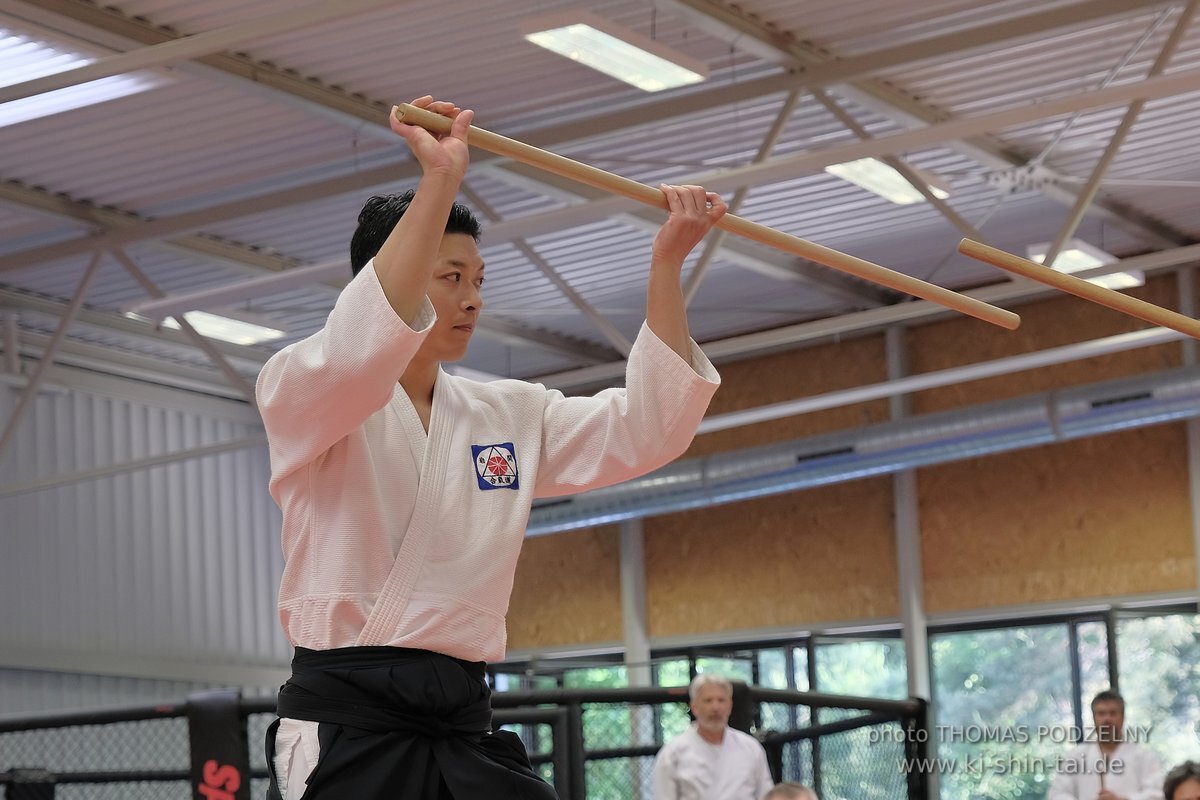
[0,26,168,127]
[126,309,287,346]
[521,11,707,92]
[1027,239,1145,290]
[825,158,951,205]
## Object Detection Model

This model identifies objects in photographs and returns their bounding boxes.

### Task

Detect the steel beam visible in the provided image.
[0,0,399,102]
[1042,2,1198,265]
[0,253,102,457]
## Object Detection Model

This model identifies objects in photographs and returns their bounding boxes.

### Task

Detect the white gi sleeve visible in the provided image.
[650,741,682,800]
[533,322,720,499]
[256,259,435,489]
[1048,746,1084,800]
[1128,747,1165,800]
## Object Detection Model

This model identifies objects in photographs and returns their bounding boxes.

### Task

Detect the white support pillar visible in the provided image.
[886,326,931,698]
[620,519,654,800]
[620,519,652,688]
[887,325,937,800]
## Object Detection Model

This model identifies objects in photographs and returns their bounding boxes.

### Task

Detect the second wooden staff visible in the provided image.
[959,239,1200,340]
[394,103,1020,331]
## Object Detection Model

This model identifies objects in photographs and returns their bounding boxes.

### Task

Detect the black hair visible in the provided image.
[349,190,482,275]
[1165,762,1200,800]
[1091,689,1124,711]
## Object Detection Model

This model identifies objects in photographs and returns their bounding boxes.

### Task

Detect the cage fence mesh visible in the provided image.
[56,782,191,800]
[0,717,188,773]
[0,693,921,799]
[246,712,275,771]
[816,718,911,800]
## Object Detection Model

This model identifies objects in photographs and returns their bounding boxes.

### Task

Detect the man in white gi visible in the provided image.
[257,95,725,800]
[651,674,774,800]
[1049,690,1164,800]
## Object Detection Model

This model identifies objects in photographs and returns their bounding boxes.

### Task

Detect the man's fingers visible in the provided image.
[450,108,474,140]
[684,184,707,211]
[661,184,684,214]
[664,184,719,217]
[662,184,727,222]
[706,192,727,219]
[408,96,461,118]
[672,185,700,214]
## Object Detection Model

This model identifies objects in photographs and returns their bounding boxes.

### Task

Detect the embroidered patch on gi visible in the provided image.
[471,442,520,490]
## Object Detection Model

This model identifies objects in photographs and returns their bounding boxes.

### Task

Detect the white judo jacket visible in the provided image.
[257,261,721,662]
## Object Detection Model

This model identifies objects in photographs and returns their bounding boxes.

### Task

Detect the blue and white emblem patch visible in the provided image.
[471,442,520,490]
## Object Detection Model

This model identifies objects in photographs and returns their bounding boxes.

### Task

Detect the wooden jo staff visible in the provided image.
[394,103,1021,332]
[959,239,1200,339]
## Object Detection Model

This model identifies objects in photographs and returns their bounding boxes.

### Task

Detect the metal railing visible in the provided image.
[0,684,928,799]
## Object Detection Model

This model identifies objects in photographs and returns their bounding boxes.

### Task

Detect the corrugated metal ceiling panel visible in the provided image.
[3,0,1198,393]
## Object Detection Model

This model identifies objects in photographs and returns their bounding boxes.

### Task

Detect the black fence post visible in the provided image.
[566,702,587,800]
[185,689,251,800]
[729,681,754,735]
[905,697,931,800]
[547,708,571,799]
[763,740,784,783]
[6,769,55,800]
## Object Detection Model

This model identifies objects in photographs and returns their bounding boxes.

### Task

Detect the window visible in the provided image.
[1115,612,1200,767]
[813,637,909,800]
[931,624,1074,800]
[815,637,908,700]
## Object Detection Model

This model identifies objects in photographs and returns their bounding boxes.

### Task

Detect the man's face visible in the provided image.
[1091,700,1125,742]
[690,683,733,736]
[1173,777,1200,800]
[420,233,484,363]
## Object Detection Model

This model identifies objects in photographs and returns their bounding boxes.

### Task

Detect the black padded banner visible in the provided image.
[186,689,250,800]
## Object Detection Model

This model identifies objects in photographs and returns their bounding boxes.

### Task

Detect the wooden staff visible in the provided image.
[394,103,1021,331]
[959,239,1200,339]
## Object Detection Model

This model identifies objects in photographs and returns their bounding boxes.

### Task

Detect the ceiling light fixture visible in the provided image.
[825,158,951,205]
[521,11,708,92]
[1026,239,1145,290]
[126,309,287,346]
[0,26,168,128]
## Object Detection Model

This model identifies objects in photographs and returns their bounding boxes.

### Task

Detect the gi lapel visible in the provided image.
[355,373,453,646]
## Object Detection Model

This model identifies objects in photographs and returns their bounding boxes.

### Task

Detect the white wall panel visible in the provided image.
[0,667,212,718]
[0,377,288,709]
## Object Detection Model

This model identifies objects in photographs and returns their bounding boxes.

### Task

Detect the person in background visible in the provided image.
[1164,762,1200,800]
[1049,690,1164,800]
[651,674,773,800]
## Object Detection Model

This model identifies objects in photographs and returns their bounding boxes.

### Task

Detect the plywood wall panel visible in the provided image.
[507,526,622,650]
[910,275,1182,414]
[688,333,889,458]
[644,478,897,638]
[919,423,1194,613]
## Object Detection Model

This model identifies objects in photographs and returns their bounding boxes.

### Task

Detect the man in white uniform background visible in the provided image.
[651,674,774,800]
[1049,690,1164,800]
